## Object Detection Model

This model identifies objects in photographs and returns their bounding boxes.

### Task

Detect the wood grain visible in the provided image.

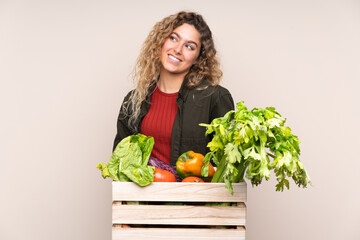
[112,182,247,202]
[112,203,246,226]
[112,226,246,240]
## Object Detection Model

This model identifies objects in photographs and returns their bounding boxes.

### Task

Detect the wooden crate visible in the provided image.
[112,182,247,240]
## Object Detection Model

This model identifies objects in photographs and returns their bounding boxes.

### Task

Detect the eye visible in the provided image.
[185,44,194,50]
[169,36,177,41]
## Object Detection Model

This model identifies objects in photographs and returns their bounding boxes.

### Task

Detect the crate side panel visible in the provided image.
[112,227,246,240]
[112,182,247,202]
[112,204,246,226]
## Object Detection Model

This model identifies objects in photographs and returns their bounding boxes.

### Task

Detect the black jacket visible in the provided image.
[113,79,234,166]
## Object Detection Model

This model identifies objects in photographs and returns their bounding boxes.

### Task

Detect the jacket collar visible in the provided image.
[176,75,190,103]
[148,73,208,104]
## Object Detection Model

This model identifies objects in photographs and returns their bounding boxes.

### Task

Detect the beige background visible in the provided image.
[1,0,359,239]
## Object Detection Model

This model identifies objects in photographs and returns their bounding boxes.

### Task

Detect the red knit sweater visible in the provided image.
[140,87,178,164]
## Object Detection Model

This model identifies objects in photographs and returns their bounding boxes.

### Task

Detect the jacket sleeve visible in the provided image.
[210,86,235,120]
[113,91,134,151]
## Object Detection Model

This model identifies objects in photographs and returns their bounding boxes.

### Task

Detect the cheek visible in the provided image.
[187,52,200,65]
[160,44,169,62]
[162,40,172,52]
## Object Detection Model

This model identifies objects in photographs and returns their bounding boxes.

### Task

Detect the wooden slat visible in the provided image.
[112,203,246,226]
[112,182,247,202]
[112,226,245,240]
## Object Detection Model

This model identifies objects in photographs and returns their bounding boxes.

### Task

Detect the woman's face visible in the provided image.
[160,23,201,78]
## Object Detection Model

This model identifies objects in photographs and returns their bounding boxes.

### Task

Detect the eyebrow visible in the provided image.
[172,32,199,47]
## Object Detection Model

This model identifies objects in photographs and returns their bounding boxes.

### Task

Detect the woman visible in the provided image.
[113,11,234,166]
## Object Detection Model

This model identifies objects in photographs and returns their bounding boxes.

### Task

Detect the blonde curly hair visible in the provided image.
[124,11,223,130]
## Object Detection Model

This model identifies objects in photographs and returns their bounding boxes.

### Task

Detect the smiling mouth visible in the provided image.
[168,54,182,62]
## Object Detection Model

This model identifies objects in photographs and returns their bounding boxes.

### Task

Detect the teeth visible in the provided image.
[169,55,181,62]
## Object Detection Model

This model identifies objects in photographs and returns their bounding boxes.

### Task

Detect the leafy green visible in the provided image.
[200,101,311,194]
[96,134,155,186]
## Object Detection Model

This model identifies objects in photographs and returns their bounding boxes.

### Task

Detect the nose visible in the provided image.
[174,43,182,55]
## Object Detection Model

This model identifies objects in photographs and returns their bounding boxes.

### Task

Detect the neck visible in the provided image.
[157,70,187,94]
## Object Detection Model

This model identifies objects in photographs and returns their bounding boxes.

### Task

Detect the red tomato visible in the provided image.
[181,176,204,182]
[154,168,176,182]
